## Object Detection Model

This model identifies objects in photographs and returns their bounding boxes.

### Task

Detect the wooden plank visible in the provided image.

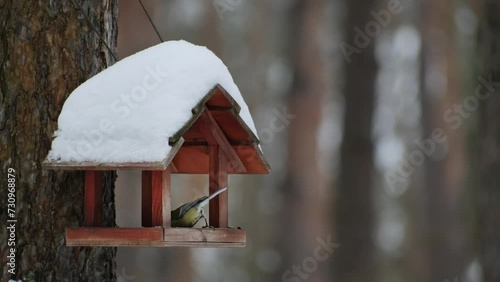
[209,109,255,143]
[168,83,242,143]
[65,227,245,247]
[169,162,179,173]
[209,146,228,228]
[234,144,271,174]
[171,146,209,174]
[142,171,153,227]
[159,242,245,248]
[164,228,246,243]
[84,171,102,227]
[161,169,171,228]
[205,88,234,109]
[180,121,206,143]
[198,107,246,173]
[171,145,270,174]
[191,84,241,115]
[68,241,244,247]
[167,83,239,142]
[151,171,164,227]
[207,84,241,113]
[142,169,171,227]
[66,227,163,246]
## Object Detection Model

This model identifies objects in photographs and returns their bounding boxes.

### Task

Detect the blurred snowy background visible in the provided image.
[113,0,486,281]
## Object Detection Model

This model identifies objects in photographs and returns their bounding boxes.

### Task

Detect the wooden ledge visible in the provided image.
[65,227,246,248]
[66,227,163,246]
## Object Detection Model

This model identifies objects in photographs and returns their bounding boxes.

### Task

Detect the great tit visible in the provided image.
[171,187,228,228]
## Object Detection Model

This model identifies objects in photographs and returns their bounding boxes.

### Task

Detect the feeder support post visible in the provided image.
[209,145,229,228]
[142,168,171,228]
[84,171,103,227]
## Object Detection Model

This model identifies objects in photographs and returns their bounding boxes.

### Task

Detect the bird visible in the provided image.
[171,187,228,228]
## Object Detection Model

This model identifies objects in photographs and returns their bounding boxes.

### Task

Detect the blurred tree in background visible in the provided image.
[477,1,500,281]
[103,0,500,281]
[333,0,377,281]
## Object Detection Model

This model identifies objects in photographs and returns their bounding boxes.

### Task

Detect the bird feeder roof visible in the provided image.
[44,40,269,174]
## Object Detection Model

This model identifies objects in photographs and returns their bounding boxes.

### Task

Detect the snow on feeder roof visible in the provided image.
[44,40,269,174]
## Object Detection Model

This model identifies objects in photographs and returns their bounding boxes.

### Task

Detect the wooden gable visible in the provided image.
[170,84,270,174]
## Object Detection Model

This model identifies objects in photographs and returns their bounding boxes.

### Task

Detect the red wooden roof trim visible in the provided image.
[222,107,260,144]
[208,85,260,144]
[169,84,242,143]
[209,84,242,113]
[234,143,271,174]
[198,106,247,173]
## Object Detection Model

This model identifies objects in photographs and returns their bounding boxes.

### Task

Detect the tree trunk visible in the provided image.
[478,1,500,280]
[333,0,378,281]
[418,0,466,280]
[276,1,328,281]
[0,0,118,281]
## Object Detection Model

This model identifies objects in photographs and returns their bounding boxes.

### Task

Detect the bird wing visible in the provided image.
[171,196,208,219]
[197,187,228,209]
[170,187,228,220]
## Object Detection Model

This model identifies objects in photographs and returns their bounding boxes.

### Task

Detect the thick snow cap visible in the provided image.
[46,40,259,164]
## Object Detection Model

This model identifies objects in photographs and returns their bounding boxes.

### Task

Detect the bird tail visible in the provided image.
[198,187,228,208]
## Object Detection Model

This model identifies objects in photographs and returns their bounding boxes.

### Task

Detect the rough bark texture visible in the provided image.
[478,1,500,280]
[333,0,377,281]
[0,0,118,281]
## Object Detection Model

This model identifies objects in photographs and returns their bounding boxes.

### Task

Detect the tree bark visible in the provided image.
[478,1,500,280]
[333,0,378,281]
[0,0,118,280]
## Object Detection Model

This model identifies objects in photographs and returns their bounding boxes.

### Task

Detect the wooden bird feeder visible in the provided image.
[43,84,270,248]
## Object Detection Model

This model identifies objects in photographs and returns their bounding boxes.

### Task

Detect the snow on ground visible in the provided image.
[47,40,257,163]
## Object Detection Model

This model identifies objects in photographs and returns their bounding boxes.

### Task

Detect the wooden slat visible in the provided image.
[209,146,228,228]
[142,169,171,227]
[67,241,244,247]
[168,83,236,142]
[151,171,164,227]
[169,162,179,173]
[164,228,245,243]
[159,242,245,248]
[234,144,271,174]
[180,120,206,142]
[171,146,209,174]
[65,228,245,247]
[209,109,255,143]
[66,228,163,246]
[198,107,246,172]
[142,171,153,227]
[207,84,241,113]
[84,171,102,227]
[161,169,171,228]
[205,88,233,108]
[171,145,270,174]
